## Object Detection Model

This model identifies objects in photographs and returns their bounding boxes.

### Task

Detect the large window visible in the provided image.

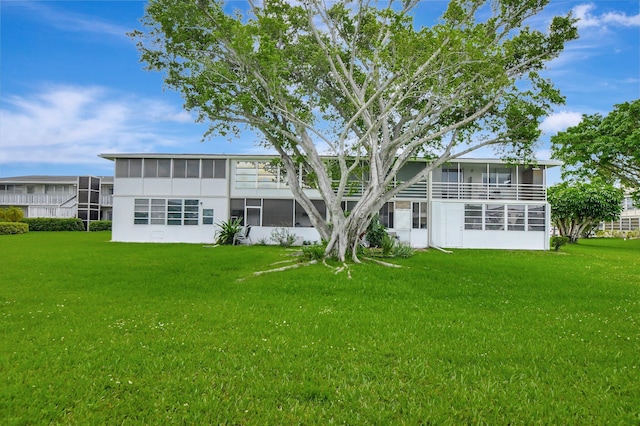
[230,198,325,227]
[119,158,225,179]
[465,203,545,232]
[379,202,394,229]
[134,198,198,226]
[483,168,512,185]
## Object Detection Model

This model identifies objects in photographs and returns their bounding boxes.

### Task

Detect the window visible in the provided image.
[412,202,428,229]
[186,160,200,178]
[379,202,394,229]
[201,160,214,179]
[294,200,326,227]
[464,204,483,230]
[203,209,214,225]
[150,199,166,225]
[173,160,186,178]
[236,161,257,188]
[214,159,226,179]
[527,205,545,231]
[134,199,149,224]
[167,199,183,225]
[143,159,171,178]
[263,199,293,226]
[507,205,525,231]
[258,163,279,189]
[116,159,142,178]
[483,168,511,185]
[134,198,200,225]
[485,204,504,230]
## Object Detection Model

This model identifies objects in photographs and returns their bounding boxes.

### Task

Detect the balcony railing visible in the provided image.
[0,194,75,206]
[27,206,77,218]
[330,180,546,201]
[431,183,546,201]
[101,195,113,206]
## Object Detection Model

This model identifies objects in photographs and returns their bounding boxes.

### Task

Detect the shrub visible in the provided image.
[214,218,243,245]
[551,236,570,252]
[0,206,25,222]
[21,218,85,231]
[393,241,415,258]
[0,222,28,235]
[300,243,326,261]
[270,227,296,247]
[366,214,387,248]
[381,234,396,257]
[88,220,112,231]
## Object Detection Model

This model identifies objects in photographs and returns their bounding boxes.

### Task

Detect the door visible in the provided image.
[445,207,463,248]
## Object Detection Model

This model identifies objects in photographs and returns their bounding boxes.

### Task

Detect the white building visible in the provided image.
[0,175,114,229]
[601,192,640,233]
[100,153,559,250]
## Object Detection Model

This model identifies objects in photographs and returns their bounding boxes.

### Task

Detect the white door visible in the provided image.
[445,208,464,248]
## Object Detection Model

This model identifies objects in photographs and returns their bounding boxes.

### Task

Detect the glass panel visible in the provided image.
[464,204,483,230]
[214,159,226,179]
[187,160,200,178]
[173,159,186,178]
[129,159,142,178]
[115,159,128,178]
[485,204,504,230]
[144,159,158,178]
[294,200,325,227]
[203,209,214,225]
[412,202,427,229]
[230,199,245,224]
[379,202,394,228]
[263,199,293,226]
[157,159,171,177]
[246,207,261,226]
[201,160,214,179]
[257,162,279,188]
[507,205,525,231]
[528,205,545,231]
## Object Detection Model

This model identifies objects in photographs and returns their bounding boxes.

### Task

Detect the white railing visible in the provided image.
[431,183,546,201]
[27,206,77,218]
[330,180,546,201]
[101,195,113,206]
[0,194,75,206]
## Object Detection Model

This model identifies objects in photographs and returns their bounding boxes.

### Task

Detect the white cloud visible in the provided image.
[4,1,132,39]
[0,85,199,165]
[539,111,583,135]
[573,3,640,29]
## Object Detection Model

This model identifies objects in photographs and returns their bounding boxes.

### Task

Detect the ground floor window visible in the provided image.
[341,201,394,228]
[231,198,326,227]
[412,202,428,229]
[465,203,546,231]
[134,198,199,225]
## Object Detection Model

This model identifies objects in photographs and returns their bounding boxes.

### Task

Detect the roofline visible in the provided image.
[99,153,562,167]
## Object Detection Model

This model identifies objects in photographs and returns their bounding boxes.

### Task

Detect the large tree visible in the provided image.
[548,180,623,243]
[132,0,577,261]
[551,99,640,201]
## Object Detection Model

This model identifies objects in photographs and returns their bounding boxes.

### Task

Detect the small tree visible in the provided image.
[548,181,624,243]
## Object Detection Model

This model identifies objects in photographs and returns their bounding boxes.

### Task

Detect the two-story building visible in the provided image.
[0,175,114,229]
[100,153,560,250]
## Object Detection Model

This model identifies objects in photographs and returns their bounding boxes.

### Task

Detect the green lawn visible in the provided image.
[1,232,639,424]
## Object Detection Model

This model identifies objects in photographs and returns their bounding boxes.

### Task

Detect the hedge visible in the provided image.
[0,222,29,235]
[21,218,85,231]
[88,220,112,231]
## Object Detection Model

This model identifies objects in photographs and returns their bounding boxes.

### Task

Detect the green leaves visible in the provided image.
[551,99,640,200]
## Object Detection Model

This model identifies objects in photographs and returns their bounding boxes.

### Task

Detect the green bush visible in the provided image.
[270,227,296,247]
[366,214,387,248]
[0,222,29,235]
[88,220,112,231]
[215,218,243,245]
[0,206,25,222]
[21,218,85,231]
[300,243,326,261]
[550,236,570,252]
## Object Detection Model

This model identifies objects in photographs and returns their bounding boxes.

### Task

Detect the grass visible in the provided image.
[1,232,639,424]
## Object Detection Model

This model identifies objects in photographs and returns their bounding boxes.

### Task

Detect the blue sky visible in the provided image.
[1,0,638,183]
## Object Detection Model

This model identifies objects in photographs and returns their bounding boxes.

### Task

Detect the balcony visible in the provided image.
[0,194,75,206]
[330,181,546,201]
[431,182,546,201]
[101,195,113,206]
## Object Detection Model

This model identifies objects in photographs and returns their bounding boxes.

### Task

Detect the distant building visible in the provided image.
[601,192,640,232]
[0,175,113,229]
[100,153,560,250]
